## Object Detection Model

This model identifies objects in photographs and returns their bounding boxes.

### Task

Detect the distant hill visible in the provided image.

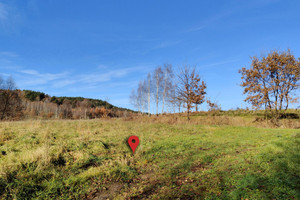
[22,90,133,112]
[16,90,135,119]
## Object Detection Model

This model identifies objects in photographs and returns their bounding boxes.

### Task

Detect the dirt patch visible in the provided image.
[191,163,207,173]
[130,171,160,199]
[139,172,153,181]
[92,183,123,200]
[199,147,210,151]
[90,171,158,199]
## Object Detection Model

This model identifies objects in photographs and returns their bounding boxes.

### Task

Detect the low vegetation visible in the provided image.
[0,118,299,199]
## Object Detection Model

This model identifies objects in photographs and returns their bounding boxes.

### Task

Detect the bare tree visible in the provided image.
[60,99,73,119]
[104,96,111,109]
[167,81,185,113]
[130,89,140,112]
[80,99,90,119]
[161,63,174,113]
[152,66,164,115]
[0,76,23,120]
[167,82,177,113]
[176,66,206,120]
[0,76,3,88]
[137,80,148,113]
[146,73,151,115]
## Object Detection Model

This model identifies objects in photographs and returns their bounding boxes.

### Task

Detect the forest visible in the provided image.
[0,80,135,120]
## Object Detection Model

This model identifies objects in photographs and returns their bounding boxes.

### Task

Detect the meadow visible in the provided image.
[0,116,299,199]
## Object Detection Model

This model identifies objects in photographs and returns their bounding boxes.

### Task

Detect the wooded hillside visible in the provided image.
[0,84,135,120]
[21,90,135,120]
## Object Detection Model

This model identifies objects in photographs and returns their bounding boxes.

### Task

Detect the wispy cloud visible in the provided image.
[18,69,67,80]
[0,2,8,22]
[97,64,109,69]
[184,0,282,34]
[61,66,140,86]
[0,51,18,64]
[153,40,183,49]
[79,69,128,83]
[15,66,141,89]
[199,58,240,69]
[0,72,10,77]
[14,69,68,87]
[185,25,206,33]
[182,11,232,34]
[0,2,22,32]
[0,51,18,57]
[19,69,39,75]
[52,79,77,87]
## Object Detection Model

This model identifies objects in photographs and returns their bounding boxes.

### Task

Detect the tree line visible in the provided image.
[130,49,300,119]
[130,64,208,119]
[0,78,135,120]
[1,49,299,121]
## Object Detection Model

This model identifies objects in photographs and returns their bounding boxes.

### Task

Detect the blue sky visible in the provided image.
[0,0,299,111]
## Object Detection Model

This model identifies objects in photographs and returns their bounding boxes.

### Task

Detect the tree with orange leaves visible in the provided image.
[177,65,206,120]
[239,49,300,118]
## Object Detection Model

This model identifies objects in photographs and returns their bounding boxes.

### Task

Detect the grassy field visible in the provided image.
[0,118,299,199]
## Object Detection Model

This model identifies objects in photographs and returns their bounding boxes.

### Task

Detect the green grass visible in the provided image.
[0,119,299,199]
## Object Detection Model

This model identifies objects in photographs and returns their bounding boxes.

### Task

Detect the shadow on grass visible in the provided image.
[230,134,300,199]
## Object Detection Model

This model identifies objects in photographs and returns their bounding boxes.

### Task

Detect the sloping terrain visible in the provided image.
[0,119,299,199]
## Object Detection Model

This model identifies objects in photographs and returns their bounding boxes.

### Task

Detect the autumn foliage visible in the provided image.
[176,66,206,120]
[0,77,23,120]
[239,49,300,118]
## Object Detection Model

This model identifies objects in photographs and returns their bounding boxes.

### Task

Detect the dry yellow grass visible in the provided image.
[0,116,299,199]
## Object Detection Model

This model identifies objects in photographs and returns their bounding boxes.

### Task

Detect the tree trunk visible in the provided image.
[148,79,150,116]
[156,83,159,115]
[0,91,10,120]
[162,75,168,113]
[187,102,190,120]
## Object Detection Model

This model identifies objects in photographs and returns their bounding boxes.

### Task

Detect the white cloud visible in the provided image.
[18,69,67,80]
[15,66,140,89]
[16,69,68,87]
[19,69,39,75]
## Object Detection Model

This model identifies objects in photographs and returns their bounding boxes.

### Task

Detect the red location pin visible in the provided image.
[128,136,139,153]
